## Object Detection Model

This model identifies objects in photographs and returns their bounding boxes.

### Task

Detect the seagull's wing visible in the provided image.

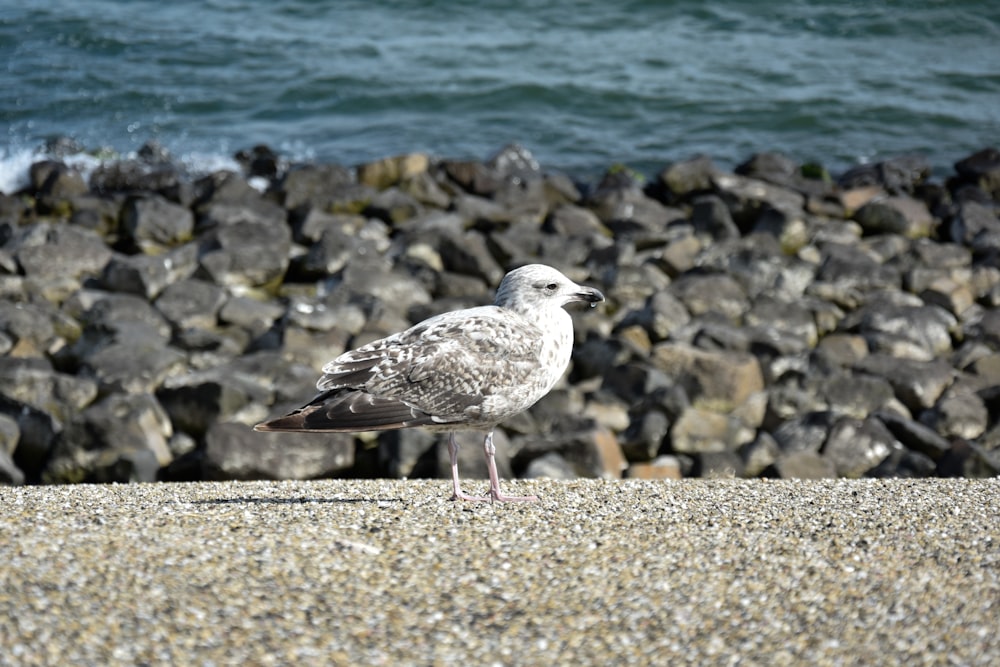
[256,306,545,432]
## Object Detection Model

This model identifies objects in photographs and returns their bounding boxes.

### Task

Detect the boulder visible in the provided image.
[121,195,195,251]
[203,422,355,480]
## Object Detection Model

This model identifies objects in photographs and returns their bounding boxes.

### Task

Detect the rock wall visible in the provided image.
[1,143,999,485]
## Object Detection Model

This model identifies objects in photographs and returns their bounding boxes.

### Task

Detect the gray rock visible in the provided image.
[854,196,934,238]
[121,195,195,251]
[197,218,292,288]
[651,342,764,411]
[279,164,355,211]
[855,302,956,361]
[376,428,438,479]
[0,412,18,456]
[81,337,187,395]
[0,444,23,485]
[0,300,68,358]
[0,357,98,424]
[669,407,752,454]
[618,291,691,343]
[772,410,839,453]
[101,244,199,299]
[771,449,837,479]
[653,154,718,202]
[218,296,285,339]
[948,201,1000,250]
[711,172,806,228]
[818,372,895,418]
[44,392,173,483]
[523,451,577,480]
[669,272,749,320]
[821,416,895,478]
[921,391,989,441]
[816,242,901,290]
[157,370,267,438]
[203,421,355,481]
[854,354,954,413]
[874,410,951,461]
[690,194,739,241]
[154,279,227,331]
[739,431,780,477]
[13,223,113,284]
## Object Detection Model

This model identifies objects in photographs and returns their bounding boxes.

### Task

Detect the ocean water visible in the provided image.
[2,0,999,192]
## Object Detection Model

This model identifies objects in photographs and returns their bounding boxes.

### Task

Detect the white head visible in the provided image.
[494,264,604,316]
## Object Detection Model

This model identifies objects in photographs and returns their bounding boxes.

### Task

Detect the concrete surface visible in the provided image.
[1,478,998,666]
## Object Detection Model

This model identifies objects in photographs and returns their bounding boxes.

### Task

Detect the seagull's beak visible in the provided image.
[574,286,605,307]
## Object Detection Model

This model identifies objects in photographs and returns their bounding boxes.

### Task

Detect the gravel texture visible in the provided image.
[2,478,999,666]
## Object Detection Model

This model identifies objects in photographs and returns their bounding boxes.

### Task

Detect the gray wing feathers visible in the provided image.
[307,309,545,426]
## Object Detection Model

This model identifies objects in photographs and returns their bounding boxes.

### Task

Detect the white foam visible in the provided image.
[0,147,42,195]
[0,145,244,197]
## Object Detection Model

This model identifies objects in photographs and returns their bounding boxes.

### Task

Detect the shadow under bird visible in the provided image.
[254,264,605,502]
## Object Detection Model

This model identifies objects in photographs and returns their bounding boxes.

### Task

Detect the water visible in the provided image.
[2,0,999,193]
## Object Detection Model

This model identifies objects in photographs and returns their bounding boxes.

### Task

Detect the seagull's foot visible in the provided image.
[450,488,491,502]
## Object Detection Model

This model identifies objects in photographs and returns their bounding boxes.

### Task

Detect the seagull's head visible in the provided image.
[494,264,605,315]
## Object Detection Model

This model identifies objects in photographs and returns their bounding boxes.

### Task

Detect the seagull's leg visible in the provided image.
[448,433,489,502]
[483,430,538,503]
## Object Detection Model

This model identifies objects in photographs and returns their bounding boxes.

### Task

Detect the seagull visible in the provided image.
[254,264,604,503]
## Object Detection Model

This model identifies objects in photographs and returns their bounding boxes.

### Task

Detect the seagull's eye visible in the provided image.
[545,282,558,292]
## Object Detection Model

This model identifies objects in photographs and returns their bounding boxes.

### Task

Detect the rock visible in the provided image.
[854,301,956,361]
[618,291,691,343]
[277,163,355,211]
[921,391,989,441]
[0,300,70,358]
[121,195,195,251]
[817,372,895,418]
[771,449,837,479]
[650,342,764,411]
[157,369,269,438]
[739,431,780,477]
[816,242,901,290]
[953,147,1000,198]
[821,416,895,478]
[0,357,98,425]
[948,201,1000,251]
[669,406,752,454]
[154,279,227,331]
[203,422,355,480]
[101,244,199,299]
[854,196,935,238]
[690,195,739,241]
[357,153,430,190]
[43,392,173,483]
[517,424,626,480]
[669,272,749,320]
[625,455,683,479]
[937,438,1000,478]
[874,410,951,461]
[13,223,113,285]
[523,451,577,480]
[652,155,717,202]
[0,446,23,484]
[376,428,438,479]
[197,218,292,288]
[854,354,954,413]
[711,172,806,230]
[772,410,839,453]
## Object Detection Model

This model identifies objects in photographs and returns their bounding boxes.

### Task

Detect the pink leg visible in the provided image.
[483,430,538,503]
[448,433,489,502]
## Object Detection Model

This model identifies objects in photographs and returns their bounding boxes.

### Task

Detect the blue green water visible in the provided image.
[2,0,999,188]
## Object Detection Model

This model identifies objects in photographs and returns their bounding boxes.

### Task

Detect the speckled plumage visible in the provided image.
[255,264,604,502]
